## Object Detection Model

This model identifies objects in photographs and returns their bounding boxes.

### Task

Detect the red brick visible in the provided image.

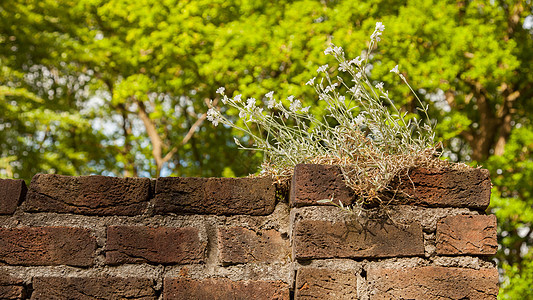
[154,176,277,215]
[0,179,27,215]
[293,219,424,260]
[436,215,498,255]
[24,174,150,215]
[163,278,289,300]
[217,227,290,265]
[0,227,95,266]
[291,164,354,208]
[393,167,492,209]
[295,268,357,299]
[0,274,25,299]
[31,277,156,300]
[367,266,498,299]
[291,164,491,209]
[106,226,206,265]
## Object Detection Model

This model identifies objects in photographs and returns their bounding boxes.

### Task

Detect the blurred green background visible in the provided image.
[1,0,532,297]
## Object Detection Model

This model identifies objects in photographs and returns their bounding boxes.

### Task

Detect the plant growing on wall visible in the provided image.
[207,22,443,208]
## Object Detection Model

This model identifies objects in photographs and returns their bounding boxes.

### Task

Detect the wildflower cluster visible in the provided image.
[207,22,441,208]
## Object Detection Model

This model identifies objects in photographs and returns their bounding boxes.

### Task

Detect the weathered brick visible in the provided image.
[295,268,357,299]
[0,274,25,300]
[217,227,290,265]
[0,179,27,215]
[293,219,424,260]
[106,226,206,265]
[154,176,276,215]
[291,164,354,208]
[367,266,498,299]
[31,277,156,300]
[291,164,491,209]
[24,174,150,215]
[163,278,289,300]
[436,214,498,255]
[394,167,492,209]
[0,227,95,266]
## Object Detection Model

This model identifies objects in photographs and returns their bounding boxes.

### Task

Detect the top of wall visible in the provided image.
[0,164,491,217]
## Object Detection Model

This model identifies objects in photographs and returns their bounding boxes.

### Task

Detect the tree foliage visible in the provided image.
[1,0,532,297]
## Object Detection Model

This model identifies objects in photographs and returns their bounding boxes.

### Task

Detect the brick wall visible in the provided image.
[0,164,498,299]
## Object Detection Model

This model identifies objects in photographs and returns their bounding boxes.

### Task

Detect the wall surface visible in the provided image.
[0,164,498,299]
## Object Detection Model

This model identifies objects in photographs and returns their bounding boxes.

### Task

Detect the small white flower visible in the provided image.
[301,106,310,113]
[306,77,316,86]
[338,95,345,102]
[333,45,343,56]
[352,77,361,84]
[317,64,328,73]
[375,82,384,90]
[246,97,256,109]
[265,91,274,99]
[375,22,385,32]
[216,87,225,95]
[239,110,246,119]
[221,96,227,105]
[338,61,349,72]
[324,47,333,55]
[234,94,242,103]
[355,72,362,79]
[289,99,302,112]
[350,56,363,66]
[267,99,276,109]
[287,95,295,102]
[207,107,217,121]
[390,65,399,74]
[207,108,220,126]
[371,31,382,42]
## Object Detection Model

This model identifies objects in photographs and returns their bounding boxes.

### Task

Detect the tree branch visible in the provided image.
[161,97,219,167]
[136,99,165,176]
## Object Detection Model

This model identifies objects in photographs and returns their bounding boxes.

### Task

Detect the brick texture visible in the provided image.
[291,164,354,208]
[295,268,357,299]
[394,167,492,209]
[24,174,150,215]
[436,214,498,255]
[0,274,25,300]
[163,278,290,300]
[0,179,27,215]
[293,219,424,260]
[31,277,156,300]
[218,227,290,265]
[154,176,277,215]
[367,266,498,299]
[106,226,206,265]
[0,227,95,266]
[291,164,491,209]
